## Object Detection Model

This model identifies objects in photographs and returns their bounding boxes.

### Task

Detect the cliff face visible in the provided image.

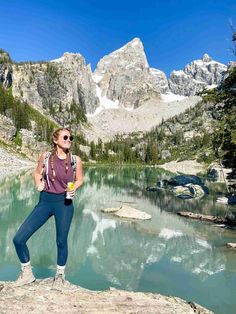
[0,50,12,88]
[0,42,231,157]
[93,38,162,109]
[0,279,213,314]
[11,53,99,122]
[1,43,228,118]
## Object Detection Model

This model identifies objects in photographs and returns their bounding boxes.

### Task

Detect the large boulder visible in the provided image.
[102,204,151,220]
[155,175,209,199]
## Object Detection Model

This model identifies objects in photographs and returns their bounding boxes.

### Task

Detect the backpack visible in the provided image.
[41,151,77,187]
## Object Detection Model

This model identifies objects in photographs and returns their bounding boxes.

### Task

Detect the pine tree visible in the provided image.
[90,141,96,159]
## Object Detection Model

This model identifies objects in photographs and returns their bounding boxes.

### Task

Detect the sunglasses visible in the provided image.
[63,135,74,141]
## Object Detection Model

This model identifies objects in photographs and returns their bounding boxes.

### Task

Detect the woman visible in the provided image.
[12,128,83,287]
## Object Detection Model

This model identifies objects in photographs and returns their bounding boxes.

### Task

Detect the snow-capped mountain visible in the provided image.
[92,38,163,111]
[168,53,227,96]
[91,39,227,114]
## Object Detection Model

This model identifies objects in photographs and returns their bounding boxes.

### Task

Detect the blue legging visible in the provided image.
[13,191,74,266]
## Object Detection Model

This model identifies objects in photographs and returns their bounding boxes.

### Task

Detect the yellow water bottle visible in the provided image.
[66,182,75,199]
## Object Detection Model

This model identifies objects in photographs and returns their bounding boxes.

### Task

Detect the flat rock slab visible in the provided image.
[102,205,152,220]
[101,206,121,213]
[177,211,226,224]
[0,279,213,314]
[226,242,236,248]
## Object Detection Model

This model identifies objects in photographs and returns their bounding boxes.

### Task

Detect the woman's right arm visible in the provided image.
[34,152,47,189]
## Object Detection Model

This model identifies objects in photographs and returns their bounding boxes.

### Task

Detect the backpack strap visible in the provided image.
[41,151,51,188]
[42,151,51,169]
[71,154,77,180]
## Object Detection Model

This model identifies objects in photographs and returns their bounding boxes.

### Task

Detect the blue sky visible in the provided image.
[0,0,235,76]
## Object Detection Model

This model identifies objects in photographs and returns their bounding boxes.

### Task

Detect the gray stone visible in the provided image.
[114,205,151,220]
[0,114,16,143]
[102,205,151,220]
[101,206,120,213]
[0,278,213,314]
[19,128,49,160]
[226,243,236,248]
[161,150,171,160]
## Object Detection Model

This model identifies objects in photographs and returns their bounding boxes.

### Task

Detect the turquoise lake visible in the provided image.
[0,166,236,314]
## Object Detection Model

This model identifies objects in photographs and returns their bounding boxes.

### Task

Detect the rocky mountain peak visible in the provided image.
[51,52,84,64]
[202,53,212,62]
[92,38,161,109]
[115,37,147,58]
[169,55,227,96]
[94,37,149,76]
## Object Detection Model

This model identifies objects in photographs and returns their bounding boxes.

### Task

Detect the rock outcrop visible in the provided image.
[149,67,169,93]
[169,54,227,96]
[226,243,236,248]
[102,204,152,220]
[93,38,162,109]
[0,278,213,314]
[12,53,99,118]
[0,50,12,88]
[0,114,16,143]
[19,129,49,160]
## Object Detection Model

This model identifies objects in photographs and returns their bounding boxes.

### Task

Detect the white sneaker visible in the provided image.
[13,265,36,287]
[52,273,65,290]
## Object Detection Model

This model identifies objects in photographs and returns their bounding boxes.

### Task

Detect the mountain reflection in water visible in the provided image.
[0,166,236,314]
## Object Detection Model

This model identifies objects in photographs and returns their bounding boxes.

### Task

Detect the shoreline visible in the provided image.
[0,146,35,181]
[0,278,213,314]
[0,158,206,181]
[157,160,205,175]
[0,163,35,182]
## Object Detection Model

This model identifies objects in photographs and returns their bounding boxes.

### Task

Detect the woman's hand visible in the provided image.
[66,189,75,199]
[37,180,45,192]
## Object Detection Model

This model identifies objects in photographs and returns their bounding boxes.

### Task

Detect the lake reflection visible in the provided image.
[0,166,236,314]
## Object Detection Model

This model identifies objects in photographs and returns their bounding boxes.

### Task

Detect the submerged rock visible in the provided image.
[173,184,206,199]
[155,175,209,199]
[102,205,151,220]
[0,278,213,314]
[226,243,236,249]
[101,206,120,213]
[177,211,226,224]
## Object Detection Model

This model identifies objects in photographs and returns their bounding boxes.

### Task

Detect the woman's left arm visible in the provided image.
[74,156,83,191]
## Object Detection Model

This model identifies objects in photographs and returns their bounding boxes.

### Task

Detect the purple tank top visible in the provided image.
[44,154,74,194]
